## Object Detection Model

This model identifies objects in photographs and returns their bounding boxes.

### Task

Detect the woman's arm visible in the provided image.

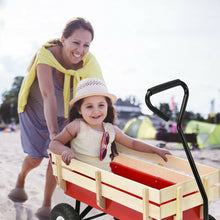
[114,126,171,161]
[37,64,58,140]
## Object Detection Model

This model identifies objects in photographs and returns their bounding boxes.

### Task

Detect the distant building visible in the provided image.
[114,98,165,130]
[114,98,143,128]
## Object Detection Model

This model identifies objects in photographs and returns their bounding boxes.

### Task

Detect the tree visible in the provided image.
[0,76,24,124]
[207,113,220,124]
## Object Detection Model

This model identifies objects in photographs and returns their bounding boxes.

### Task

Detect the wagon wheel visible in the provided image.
[50,203,80,220]
[209,214,216,220]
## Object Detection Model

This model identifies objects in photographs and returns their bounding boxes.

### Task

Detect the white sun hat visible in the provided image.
[70,78,117,106]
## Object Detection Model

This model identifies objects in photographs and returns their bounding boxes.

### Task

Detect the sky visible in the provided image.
[0,0,220,118]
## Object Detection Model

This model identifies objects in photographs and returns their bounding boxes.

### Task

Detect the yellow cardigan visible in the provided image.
[17,44,103,118]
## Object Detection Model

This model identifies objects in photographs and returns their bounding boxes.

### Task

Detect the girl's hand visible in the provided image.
[157,149,172,162]
[61,148,75,165]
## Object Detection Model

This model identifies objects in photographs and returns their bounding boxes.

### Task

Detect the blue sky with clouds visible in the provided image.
[0,0,220,117]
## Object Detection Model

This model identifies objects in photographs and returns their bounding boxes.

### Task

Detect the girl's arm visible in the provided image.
[49,120,80,165]
[37,64,58,140]
[114,126,171,161]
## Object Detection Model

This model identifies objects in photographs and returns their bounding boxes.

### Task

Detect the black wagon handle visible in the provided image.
[145,79,188,122]
[145,79,215,220]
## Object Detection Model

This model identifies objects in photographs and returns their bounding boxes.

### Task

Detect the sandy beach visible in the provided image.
[1,130,219,220]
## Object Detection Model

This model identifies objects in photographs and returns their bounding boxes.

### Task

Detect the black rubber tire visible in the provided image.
[50,203,80,220]
[209,214,216,220]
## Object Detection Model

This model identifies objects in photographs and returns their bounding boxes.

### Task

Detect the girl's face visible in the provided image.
[79,96,108,131]
[61,28,92,67]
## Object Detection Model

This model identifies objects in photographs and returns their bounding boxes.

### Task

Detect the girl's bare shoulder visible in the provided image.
[67,119,81,131]
[112,125,123,135]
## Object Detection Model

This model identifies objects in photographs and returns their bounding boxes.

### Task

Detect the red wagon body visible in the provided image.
[50,144,220,220]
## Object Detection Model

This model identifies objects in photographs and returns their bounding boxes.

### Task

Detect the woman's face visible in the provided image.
[61,28,92,67]
[78,96,108,131]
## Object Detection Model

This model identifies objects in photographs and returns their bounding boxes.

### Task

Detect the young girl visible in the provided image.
[49,78,171,171]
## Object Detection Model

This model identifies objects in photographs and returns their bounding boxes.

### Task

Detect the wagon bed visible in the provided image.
[49,144,220,220]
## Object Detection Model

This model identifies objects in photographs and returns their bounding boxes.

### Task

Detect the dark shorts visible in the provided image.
[19,107,67,159]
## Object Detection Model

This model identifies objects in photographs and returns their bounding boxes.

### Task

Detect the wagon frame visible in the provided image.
[49,143,220,220]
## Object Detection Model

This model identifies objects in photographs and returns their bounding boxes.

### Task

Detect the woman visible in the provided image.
[8,17,104,218]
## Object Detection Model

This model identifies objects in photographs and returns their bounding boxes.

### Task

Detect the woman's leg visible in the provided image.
[36,161,57,217]
[16,155,43,188]
[9,155,43,201]
[42,160,57,207]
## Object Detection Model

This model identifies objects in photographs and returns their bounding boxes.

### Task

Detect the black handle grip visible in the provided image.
[145,79,188,121]
[146,79,183,95]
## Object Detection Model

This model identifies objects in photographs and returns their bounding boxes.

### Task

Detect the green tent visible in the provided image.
[123,117,156,139]
[184,120,220,149]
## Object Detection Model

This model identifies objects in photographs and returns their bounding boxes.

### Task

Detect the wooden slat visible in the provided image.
[176,186,183,220]
[55,155,66,191]
[117,143,217,175]
[160,192,203,219]
[142,188,149,220]
[160,179,201,204]
[200,205,204,219]
[201,171,220,187]
[208,185,220,201]
[95,171,106,209]
[113,153,193,183]
[160,171,219,204]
